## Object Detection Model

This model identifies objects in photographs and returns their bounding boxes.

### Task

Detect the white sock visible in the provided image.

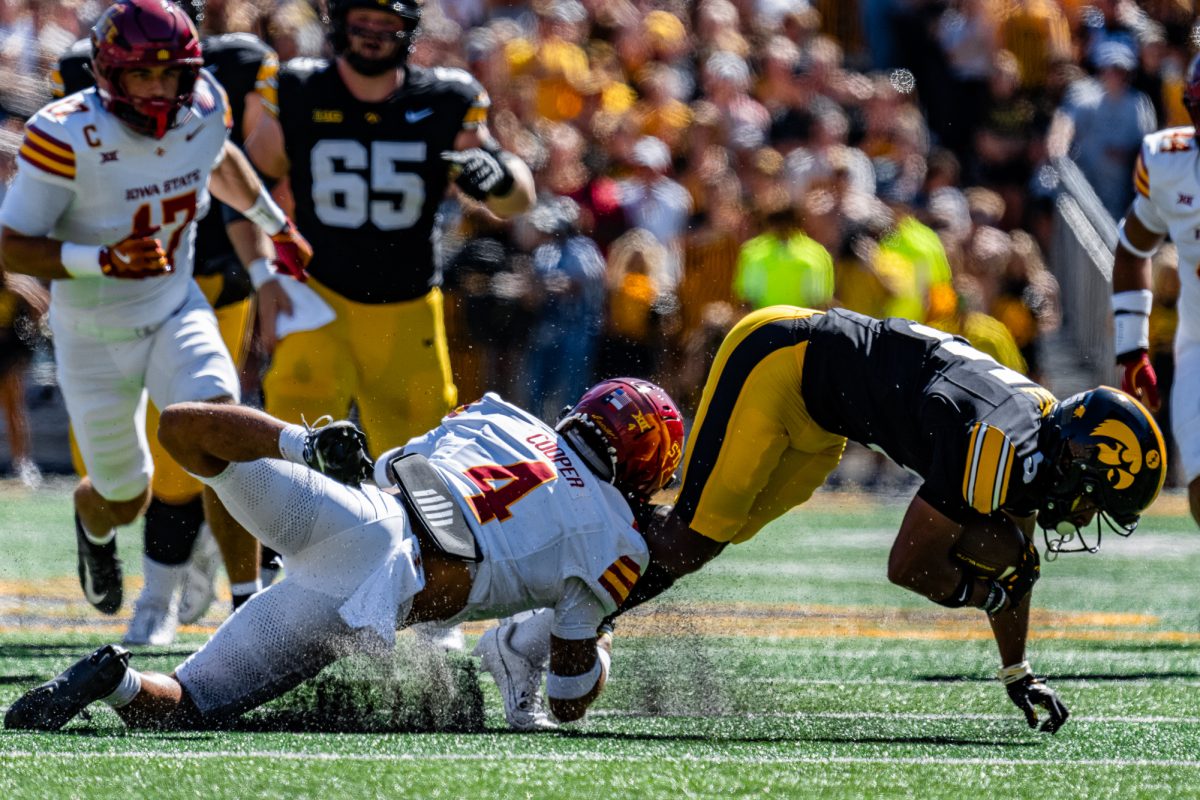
[140,556,184,608]
[81,520,116,547]
[230,579,262,598]
[277,424,308,464]
[101,667,142,708]
[506,608,554,667]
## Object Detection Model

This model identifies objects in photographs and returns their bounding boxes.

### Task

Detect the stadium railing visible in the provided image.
[1048,155,1118,387]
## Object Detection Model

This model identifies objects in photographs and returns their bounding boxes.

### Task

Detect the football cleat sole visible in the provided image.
[4,644,131,731]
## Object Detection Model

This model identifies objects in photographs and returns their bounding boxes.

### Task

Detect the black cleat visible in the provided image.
[4,644,131,731]
[76,514,123,615]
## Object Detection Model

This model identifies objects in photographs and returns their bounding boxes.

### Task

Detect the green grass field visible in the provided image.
[2,480,1199,799]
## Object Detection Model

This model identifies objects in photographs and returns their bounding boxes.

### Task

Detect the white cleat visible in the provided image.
[178,523,220,625]
[473,625,557,731]
[122,597,179,646]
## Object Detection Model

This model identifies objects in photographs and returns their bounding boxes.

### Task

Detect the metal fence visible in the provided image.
[1047,156,1119,387]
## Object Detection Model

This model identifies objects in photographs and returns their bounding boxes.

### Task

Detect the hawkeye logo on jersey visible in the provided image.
[312,109,344,123]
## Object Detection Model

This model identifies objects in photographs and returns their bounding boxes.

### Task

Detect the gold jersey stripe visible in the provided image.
[963,422,1015,513]
[1134,154,1150,197]
[26,127,74,162]
[19,145,75,179]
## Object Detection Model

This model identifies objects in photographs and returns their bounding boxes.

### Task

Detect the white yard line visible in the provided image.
[590,709,1200,724]
[0,750,1199,768]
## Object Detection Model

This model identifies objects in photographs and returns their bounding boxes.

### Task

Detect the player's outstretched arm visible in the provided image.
[158,401,292,478]
[1112,208,1167,410]
[615,508,725,616]
[209,142,312,279]
[449,125,535,218]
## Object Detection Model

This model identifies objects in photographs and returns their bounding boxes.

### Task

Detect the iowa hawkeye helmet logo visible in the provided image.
[1091,419,1159,490]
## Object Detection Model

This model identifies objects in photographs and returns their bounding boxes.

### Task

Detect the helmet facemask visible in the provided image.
[1036,387,1164,558]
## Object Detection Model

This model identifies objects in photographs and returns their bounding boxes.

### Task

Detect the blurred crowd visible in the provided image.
[0,0,1196,434]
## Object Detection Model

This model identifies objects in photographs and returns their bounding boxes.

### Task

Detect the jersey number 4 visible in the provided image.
[464,461,555,524]
[311,140,426,230]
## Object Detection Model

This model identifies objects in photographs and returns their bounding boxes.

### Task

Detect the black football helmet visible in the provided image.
[326,0,422,74]
[1036,386,1166,555]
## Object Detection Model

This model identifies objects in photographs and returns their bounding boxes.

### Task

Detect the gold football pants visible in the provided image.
[676,306,847,544]
[262,280,456,455]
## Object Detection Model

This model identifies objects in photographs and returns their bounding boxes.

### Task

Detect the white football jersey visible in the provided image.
[1130,126,1200,345]
[402,393,649,620]
[3,70,231,331]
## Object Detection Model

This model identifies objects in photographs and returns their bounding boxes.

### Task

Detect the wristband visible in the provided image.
[278,423,308,465]
[246,257,278,290]
[1117,219,1159,259]
[1112,289,1152,357]
[980,579,1009,615]
[244,188,287,236]
[61,242,104,277]
[547,657,603,701]
[997,660,1033,685]
[934,572,974,608]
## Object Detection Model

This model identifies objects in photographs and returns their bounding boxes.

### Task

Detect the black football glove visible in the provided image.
[442,147,514,201]
[1004,674,1070,733]
[302,420,373,485]
[998,537,1040,608]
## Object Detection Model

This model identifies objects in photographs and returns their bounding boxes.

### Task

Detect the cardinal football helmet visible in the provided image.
[557,378,685,500]
[1037,386,1166,554]
[91,0,203,139]
[1184,53,1200,131]
[326,0,422,74]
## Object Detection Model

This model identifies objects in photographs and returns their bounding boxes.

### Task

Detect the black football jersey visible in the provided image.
[50,33,279,278]
[275,61,490,303]
[800,309,1058,523]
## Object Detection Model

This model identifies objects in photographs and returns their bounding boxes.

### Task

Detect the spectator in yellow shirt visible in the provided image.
[733,191,834,311]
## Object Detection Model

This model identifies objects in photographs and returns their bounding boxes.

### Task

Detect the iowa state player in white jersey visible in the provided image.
[4,379,685,732]
[1111,54,1200,531]
[0,0,311,619]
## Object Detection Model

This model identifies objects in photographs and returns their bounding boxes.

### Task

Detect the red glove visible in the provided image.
[270,220,312,281]
[1118,350,1160,411]
[99,232,171,279]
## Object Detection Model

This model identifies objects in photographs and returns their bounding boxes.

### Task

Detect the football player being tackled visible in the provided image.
[499,307,1167,734]
[4,379,684,732]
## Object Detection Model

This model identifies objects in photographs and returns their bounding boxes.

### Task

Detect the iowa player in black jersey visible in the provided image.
[501,306,1165,733]
[245,0,534,459]
[51,1,285,643]
[662,306,1164,730]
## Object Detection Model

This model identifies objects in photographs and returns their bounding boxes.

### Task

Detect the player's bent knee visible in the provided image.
[156,403,207,466]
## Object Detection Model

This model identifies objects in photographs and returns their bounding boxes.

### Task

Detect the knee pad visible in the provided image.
[144,496,205,566]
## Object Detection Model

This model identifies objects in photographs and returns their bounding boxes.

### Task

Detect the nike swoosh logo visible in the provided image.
[405,108,433,124]
[113,249,132,266]
[82,562,107,606]
[185,127,203,141]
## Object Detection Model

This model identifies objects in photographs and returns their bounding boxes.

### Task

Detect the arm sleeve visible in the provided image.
[0,169,75,236]
[551,577,608,640]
